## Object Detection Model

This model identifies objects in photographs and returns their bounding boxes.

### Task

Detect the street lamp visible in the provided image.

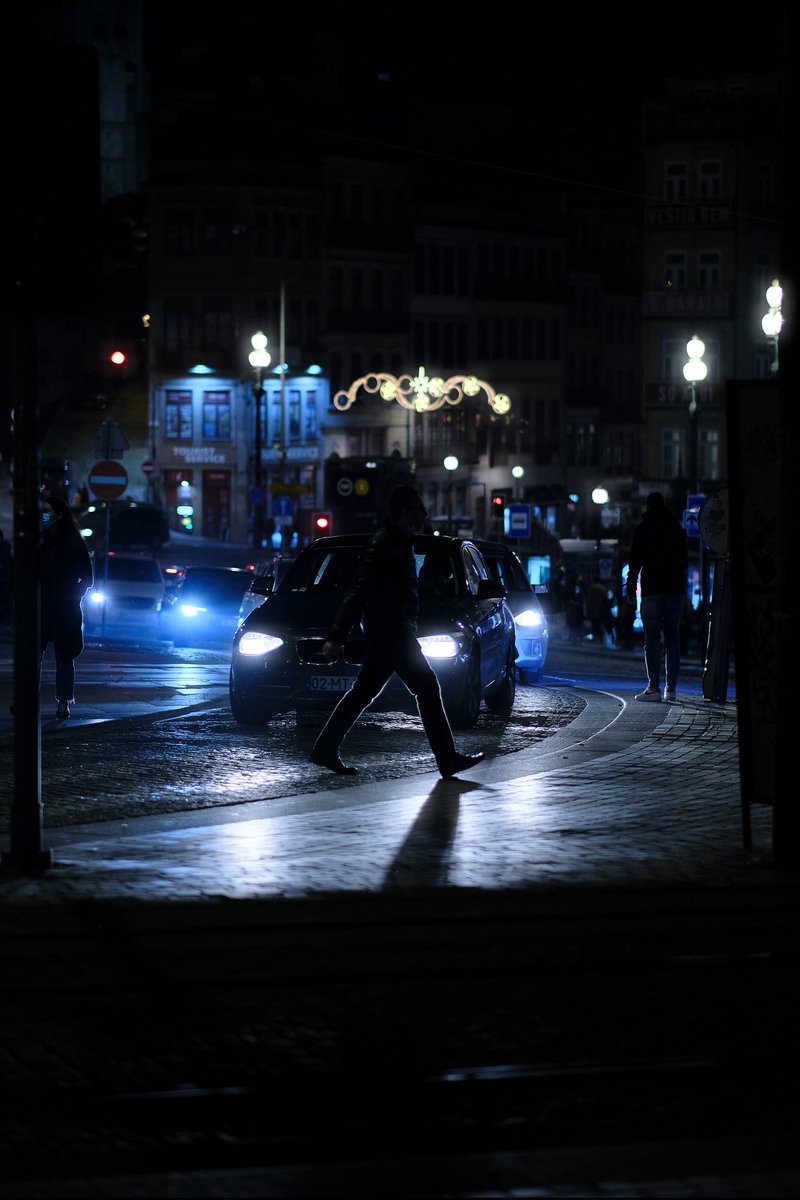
[443,454,458,533]
[761,279,783,373]
[248,331,271,549]
[591,486,609,546]
[512,464,524,501]
[682,334,707,493]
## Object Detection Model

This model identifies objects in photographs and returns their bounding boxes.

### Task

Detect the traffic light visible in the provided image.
[312,511,332,535]
[491,492,505,514]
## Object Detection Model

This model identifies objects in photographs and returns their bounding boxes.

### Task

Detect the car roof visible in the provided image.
[304,533,480,553]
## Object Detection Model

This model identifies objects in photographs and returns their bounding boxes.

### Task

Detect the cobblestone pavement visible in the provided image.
[0,683,586,831]
[0,683,785,903]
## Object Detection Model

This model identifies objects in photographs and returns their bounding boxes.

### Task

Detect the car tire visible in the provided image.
[486,647,517,714]
[449,650,481,728]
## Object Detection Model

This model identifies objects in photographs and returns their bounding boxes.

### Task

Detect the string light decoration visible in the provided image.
[333,366,511,415]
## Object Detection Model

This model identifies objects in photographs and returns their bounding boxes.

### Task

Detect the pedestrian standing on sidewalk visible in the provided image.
[625,491,688,703]
[310,484,484,778]
[0,527,12,630]
[39,494,94,720]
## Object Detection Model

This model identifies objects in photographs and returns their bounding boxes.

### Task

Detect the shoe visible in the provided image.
[56,702,71,719]
[439,751,485,779]
[634,688,662,703]
[663,688,677,702]
[310,749,357,775]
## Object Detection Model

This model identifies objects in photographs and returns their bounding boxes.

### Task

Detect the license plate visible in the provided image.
[305,674,353,693]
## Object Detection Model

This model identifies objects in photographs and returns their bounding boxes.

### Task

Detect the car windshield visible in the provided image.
[483,552,529,592]
[279,545,463,600]
[280,549,362,594]
[181,570,252,601]
[97,557,163,584]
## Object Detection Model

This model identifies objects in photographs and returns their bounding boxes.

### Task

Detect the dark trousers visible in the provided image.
[313,630,456,767]
[40,644,77,703]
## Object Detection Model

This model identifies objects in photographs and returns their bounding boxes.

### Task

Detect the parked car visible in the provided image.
[229,533,516,728]
[78,500,170,552]
[160,566,254,647]
[474,540,549,684]
[81,551,166,644]
[237,554,296,622]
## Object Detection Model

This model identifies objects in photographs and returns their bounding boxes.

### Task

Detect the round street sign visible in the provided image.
[88,459,128,500]
[141,460,155,477]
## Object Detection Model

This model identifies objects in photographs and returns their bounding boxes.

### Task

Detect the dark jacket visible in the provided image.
[626,506,688,598]
[326,520,418,644]
[40,502,94,657]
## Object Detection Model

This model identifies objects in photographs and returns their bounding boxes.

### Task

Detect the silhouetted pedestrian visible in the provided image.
[40,495,94,719]
[0,528,11,630]
[585,576,607,643]
[625,492,689,703]
[310,485,484,778]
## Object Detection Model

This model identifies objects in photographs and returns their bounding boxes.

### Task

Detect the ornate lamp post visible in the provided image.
[761,279,783,373]
[682,335,707,493]
[248,331,271,550]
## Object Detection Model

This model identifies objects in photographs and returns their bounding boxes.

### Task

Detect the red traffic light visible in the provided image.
[491,493,505,508]
[109,350,127,366]
[312,511,332,533]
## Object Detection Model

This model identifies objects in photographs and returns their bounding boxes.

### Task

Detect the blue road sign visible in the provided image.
[683,509,700,537]
[272,493,293,517]
[686,493,705,511]
[505,503,530,538]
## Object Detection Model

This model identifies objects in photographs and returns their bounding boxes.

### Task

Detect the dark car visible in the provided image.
[160,566,254,647]
[78,500,170,552]
[229,533,517,729]
[474,540,549,684]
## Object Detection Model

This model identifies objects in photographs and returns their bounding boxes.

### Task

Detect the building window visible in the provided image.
[665,251,687,289]
[164,209,193,256]
[662,339,685,383]
[665,162,687,201]
[757,161,775,205]
[660,428,683,479]
[699,428,720,480]
[697,250,721,290]
[200,209,232,256]
[304,392,318,440]
[202,296,233,346]
[164,390,193,439]
[202,391,232,440]
[164,298,193,351]
[699,161,722,200]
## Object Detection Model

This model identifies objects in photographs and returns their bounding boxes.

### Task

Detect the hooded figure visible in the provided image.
[39,494,94,719]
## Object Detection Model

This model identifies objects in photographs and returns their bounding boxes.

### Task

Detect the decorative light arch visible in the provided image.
[332,365,511,415]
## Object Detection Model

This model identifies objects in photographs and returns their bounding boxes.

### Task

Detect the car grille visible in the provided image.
[296,638,367,665]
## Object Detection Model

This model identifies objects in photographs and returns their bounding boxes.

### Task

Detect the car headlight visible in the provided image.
[238,630,284,656]
[179,603,207,617]
[418,634,459,659]
[88,591,105,606]
[515,608,543,629]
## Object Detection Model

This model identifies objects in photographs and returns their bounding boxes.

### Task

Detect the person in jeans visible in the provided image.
[625,492,688,703]
[310,484,484,778]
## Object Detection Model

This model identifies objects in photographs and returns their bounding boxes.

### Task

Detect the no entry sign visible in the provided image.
[88,459,128,500]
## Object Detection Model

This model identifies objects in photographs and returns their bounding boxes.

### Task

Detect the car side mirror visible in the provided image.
[249,576,274,597]
[476,579,506,600]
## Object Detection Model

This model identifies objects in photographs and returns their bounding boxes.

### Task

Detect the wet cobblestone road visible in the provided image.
[0,685,586,831]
